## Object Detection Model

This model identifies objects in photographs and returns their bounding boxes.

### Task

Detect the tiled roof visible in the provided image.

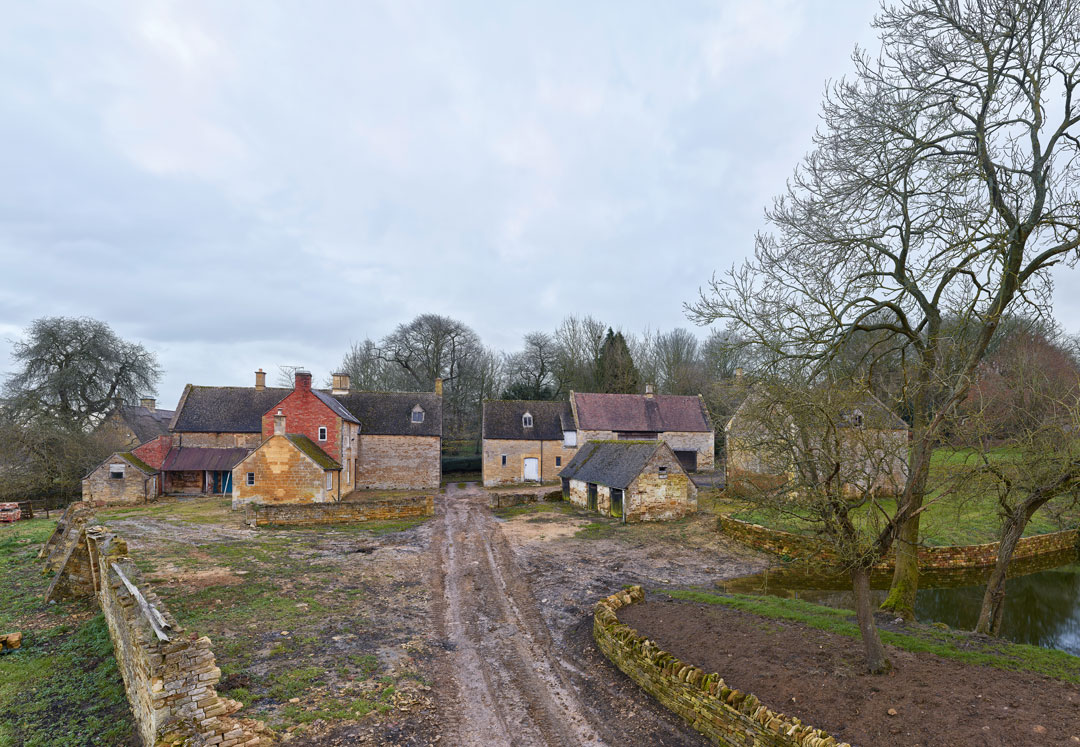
[286,434,341,470]
[333,391,442,437]
[118,405,175,443]
[559,440,677,489]
[313,389,360,425]
[171,386,290,433]
[482,400,573,441]
[572,392,712,433]
[161,447,250,471]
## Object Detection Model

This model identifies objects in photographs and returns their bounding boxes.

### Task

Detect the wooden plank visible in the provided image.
[110,563,172,642]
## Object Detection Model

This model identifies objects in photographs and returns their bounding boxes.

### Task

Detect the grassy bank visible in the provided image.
[661,589,1080,684]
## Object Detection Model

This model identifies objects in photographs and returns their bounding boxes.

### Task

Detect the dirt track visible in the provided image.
[427,483,761,746]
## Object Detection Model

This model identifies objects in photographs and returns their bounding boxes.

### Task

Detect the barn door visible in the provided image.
[523,458,539,481]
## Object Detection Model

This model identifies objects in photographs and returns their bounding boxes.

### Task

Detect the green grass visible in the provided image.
[662,589,1080,683]
[493,502,580,520]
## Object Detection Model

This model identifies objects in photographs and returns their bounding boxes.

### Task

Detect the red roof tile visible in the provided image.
[572,392,711,433]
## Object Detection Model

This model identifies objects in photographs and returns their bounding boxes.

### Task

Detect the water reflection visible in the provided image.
[719,550,1080,655]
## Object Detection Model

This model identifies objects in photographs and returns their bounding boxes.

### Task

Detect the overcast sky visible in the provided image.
[3,0,1079,410]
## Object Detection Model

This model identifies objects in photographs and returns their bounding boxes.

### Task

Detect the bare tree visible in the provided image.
[502,332,563,400]
[654,328,706,395]
[337,338,407,391]
[689,0,1080,619]
[553,315,608,392]
[378,314,482,390]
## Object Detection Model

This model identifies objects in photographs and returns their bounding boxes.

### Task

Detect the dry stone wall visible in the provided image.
[594,586,849,747]
[486,488,563,509]
[718,515,1080,570]
[252,494,434,526]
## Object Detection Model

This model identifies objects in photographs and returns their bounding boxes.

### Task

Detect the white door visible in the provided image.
[523,458,539,481]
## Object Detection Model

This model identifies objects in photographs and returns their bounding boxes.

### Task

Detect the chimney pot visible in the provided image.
[255,369,266,391]
[434,377,444,396]
[139,398,156,411]
[274,409,286,436]
[294,370,312,392]
[645,383,654,397]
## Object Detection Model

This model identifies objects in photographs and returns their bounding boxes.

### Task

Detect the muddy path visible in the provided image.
[428,483,715,746]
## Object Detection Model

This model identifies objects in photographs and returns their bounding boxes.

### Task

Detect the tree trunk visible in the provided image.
[881,436,932,620]
[851,565,891,674]
[976,502,1041,636]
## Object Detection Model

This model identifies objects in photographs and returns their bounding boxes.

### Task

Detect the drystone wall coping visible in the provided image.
[487,488,563,510]
[718,515,1080,570]
[594,586,850,747]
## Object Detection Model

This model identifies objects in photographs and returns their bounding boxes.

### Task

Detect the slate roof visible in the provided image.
[161,447,250,472]
[313,389,360,425]
[332,391,442,437]
[559,440,679,489]
[572,392,712,433]
[170,386,290,433]
[482,400,574,441]
[118,404,175,443]
[286,434,341,470]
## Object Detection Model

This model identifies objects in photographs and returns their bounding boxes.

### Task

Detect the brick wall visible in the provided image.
[232,435,335,507]
[39,519,267,746]
[481,438,578,486]
[82,460,151,506]
[252,495,434,526]
[718,515,1080,570]
[594,586,849,747]
[260,388,345,461]
[133,436,173,470]
[356,435,440,491]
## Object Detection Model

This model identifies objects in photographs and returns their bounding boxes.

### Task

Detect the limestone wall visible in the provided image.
[356,435,440,490]
[252,495,434,527]
[627,448,697,522]
[594,586,849,747]
[82,460,153,506]
[481,438,577,486]
[718,515,1080,570]
[659,431,715,470]
[487,488,563,509]
[231,435,335,507]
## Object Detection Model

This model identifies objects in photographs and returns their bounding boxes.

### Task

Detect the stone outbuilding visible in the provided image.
[570,389,715,472]
[481,400,578,487]
[559,440,697,522]
[232,410,342,506]
[81,452,160,505]
[100,398,175,448]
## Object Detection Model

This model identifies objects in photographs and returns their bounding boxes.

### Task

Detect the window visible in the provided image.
[109,463,125,480]
[412,405,425,423]
[563,430,577,447]
[522,412,533,428]
[555,456,562,466]
[658,466,668,480]
[318,426,328,441]
[326,472,333,489]
[501,455,507,466]
[246,472,255,486]
[853,410,864,428]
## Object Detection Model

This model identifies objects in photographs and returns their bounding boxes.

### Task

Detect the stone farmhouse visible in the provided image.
[725,386,910,496]
[559,440,697,522]
[82,369,442,506]
[100,398,175,448]
[481,400,578,487]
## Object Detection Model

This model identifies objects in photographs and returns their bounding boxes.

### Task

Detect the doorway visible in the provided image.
[587,483,598,512]
[523,457,539,481]
[610,488,623,518]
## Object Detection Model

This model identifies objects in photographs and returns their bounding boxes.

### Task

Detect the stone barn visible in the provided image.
[100,398,175,448]
[82,452,160,505]
[559,441,697,522]
[481,400,578,487]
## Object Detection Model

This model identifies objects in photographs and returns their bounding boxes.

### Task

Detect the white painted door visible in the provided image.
[523,458,539,481]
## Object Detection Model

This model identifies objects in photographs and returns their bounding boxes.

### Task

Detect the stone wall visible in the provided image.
[173,432,263,449]
[487,488,563,509]
[82,460,153,506]
[252,494,434,526]
[231,435,336,508]
[356,435,440,491]
[627,448,697,522]
[481,438,577,486]
[659,431,715,471]
[594,586,849,747]
[718,515,1080,570]
[40,519,267,746]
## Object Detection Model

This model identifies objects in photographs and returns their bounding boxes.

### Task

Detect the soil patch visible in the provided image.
[619,599,1080,747]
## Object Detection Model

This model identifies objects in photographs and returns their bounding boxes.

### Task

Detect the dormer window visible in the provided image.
[318,426,328,441]
[853,410,864,428]
[411,405,425,423]
[522,412,533,428]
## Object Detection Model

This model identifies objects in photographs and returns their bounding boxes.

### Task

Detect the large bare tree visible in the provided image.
[690,0,1080,619]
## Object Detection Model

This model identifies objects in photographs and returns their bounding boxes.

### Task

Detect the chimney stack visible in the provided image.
[274,409,286,435]
[139,398,156,411]
[332,372,351,395]
[645,383,654,398]
[255,369,266,391]
[735,367,744,383]
[434,377,443,396]
[294,370,312,392]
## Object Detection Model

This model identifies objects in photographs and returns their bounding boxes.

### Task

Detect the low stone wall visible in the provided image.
[40,518,267,746]
[252,495,434,527]
[594,586,849,747]
[718,515,1080,570]
[487,488,563,510]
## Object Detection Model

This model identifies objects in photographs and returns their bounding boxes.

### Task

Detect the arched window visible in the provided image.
[523,412,533,428]
[411,405,425,423]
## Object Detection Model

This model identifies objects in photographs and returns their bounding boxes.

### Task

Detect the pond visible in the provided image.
[720,549,1080,656]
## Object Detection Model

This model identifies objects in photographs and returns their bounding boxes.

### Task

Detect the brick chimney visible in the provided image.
[645,383,654,398]
[332,372,351,395]
[434,377,443,396]
[255,369,266,391]
[274,409,286,435]
[294,370,312,392]
[139,398,156,411]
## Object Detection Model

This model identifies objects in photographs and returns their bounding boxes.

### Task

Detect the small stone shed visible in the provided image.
[81,452,159,505]
[559,440,697,522]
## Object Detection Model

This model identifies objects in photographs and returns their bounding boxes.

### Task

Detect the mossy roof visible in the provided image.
[116,452,156,475]
[558,440,679,489]
[286,434,341,470]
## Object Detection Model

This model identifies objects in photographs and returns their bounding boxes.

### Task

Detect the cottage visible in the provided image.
[82,452,160,505]
[232,410,342,506]
[481,400,578,487]
[559,440,697,522]
[725,386,910,496]
[570,388,715,472]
